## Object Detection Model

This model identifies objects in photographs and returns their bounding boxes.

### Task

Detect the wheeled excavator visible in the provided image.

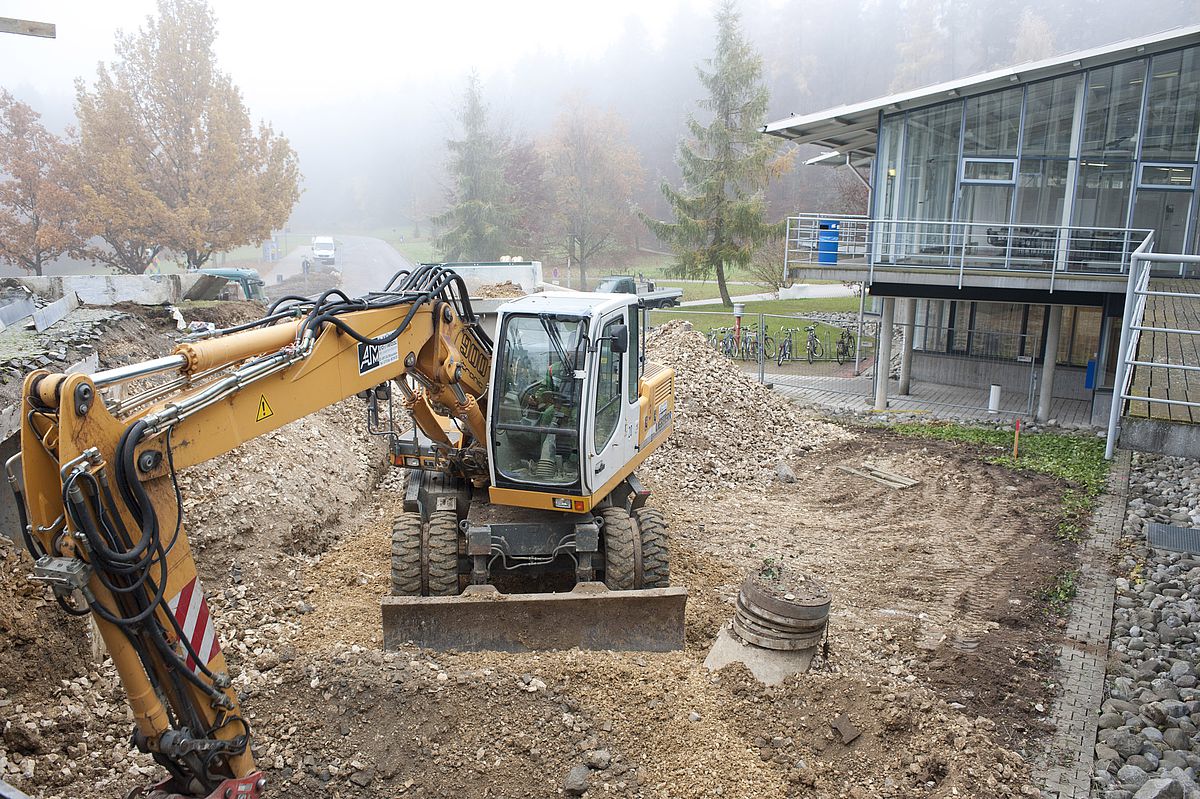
[7,264,683,799]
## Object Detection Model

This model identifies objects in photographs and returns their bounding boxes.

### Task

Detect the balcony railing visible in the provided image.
[784,213,1155,290]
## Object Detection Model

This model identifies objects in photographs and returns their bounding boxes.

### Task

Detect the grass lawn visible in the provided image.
[385,237,438,264]
[655,280,772,302]
[647,295,861,335]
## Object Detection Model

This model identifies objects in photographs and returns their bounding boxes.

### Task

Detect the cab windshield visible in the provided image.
[493,314,587,487]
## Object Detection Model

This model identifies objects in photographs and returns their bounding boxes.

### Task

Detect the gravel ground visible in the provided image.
[1096,453,1200,798]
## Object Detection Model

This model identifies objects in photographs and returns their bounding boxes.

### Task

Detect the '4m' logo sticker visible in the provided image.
[357,340,400,375]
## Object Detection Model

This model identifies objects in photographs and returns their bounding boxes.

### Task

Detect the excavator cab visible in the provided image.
[382,291,686,652]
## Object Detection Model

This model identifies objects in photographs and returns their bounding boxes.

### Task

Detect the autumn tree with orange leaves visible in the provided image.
[74,0,300,273]
[0,91,84,276]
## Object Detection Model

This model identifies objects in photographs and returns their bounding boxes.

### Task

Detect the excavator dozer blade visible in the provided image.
[381,582,687,652]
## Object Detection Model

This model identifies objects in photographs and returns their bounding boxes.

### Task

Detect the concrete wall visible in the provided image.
[454,263,543,295]
[912,351,1093,401]
[7,274,208,305]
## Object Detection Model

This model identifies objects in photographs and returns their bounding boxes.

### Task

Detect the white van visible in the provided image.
[311,236,336,265]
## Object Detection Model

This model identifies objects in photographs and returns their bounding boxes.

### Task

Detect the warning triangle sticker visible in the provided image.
[256,394,274,422]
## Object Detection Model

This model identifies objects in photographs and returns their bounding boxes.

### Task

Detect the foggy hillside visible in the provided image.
[2,0,1196,240]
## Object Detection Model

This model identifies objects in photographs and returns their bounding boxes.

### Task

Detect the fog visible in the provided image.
[3,0,1196,233]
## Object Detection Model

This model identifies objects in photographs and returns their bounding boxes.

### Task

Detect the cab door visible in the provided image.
[587,311,629,494]
[588,304,644,496]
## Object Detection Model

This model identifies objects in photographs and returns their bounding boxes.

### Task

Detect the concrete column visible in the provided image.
[1037,304,1064,422]
[898,298,916,395]
[874,296,896,411]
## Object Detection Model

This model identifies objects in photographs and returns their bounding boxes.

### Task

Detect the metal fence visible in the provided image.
[647,308,1058,417]
[646,308,877,402]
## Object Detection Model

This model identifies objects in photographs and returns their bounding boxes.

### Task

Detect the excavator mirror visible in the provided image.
[609,324,628,355]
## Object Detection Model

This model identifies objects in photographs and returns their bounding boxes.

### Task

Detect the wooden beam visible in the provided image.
[0,17,55,39]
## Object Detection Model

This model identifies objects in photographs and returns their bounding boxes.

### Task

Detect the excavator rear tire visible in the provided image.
[600,507,637,591]
[633,507,670,589]
[390,512,423,596]
[425,510,461,597]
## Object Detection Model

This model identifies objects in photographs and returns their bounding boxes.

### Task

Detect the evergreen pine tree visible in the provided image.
[433,73,513,262]
[642,0,781,307]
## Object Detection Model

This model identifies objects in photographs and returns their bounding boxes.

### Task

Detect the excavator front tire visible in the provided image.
[633,507,670,589]
[601,507,637,590]
[425,510,461,597]
[602,505,671,590]
[390,512,423,596]
[390,510,461,597]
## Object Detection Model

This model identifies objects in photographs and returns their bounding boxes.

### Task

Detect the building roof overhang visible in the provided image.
[762,24,1200,161]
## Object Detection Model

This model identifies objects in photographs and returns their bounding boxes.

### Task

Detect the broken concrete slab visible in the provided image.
[0,298,34,327]
[32,293,79,332]
[182,273,231,301]
[703,625,815,685]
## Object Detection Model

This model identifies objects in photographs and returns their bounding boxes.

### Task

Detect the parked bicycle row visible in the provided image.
[704,323,858,365]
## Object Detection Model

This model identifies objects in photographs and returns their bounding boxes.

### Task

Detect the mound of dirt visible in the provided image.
[179,398,387,583]
[642,320,853,495]
[473,281,525,299]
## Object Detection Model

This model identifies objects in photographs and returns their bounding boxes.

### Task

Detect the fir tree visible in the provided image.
[642,0,781,307]
[433,74,513,262]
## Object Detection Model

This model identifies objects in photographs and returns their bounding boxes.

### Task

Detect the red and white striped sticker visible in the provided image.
[167,576,220,674]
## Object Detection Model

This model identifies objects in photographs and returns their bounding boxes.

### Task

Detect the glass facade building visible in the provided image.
[873,44,1200,258]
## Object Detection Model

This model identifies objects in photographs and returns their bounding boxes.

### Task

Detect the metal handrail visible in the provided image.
[1105,235,1200,459]
[783,214,1155,285]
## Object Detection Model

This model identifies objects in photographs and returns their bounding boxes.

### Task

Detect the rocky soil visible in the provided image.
[0,312,1094,798]
[1095,454,1200,798]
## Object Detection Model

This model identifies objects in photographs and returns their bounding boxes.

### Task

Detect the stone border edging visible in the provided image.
[1038,449,1132,798]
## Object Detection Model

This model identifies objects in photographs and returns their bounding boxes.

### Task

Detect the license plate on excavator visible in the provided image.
[381,582,687,652]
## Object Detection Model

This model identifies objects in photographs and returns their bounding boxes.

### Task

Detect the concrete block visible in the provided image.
[703,626,815,685]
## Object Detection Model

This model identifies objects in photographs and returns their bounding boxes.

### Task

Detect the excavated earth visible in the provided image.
[0,314,1085,798]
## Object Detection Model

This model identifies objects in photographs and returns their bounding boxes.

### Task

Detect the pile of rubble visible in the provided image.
[642,320,853,494]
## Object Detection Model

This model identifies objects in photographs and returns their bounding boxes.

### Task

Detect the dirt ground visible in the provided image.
[0,316,1079,799]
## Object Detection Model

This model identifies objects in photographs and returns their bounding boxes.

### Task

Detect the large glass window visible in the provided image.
[1073,162,1134,228]
[1017,159,1071,225]
[1142,48,1200,162]
[876,114,905,260]
[1082,60,1146,159]
[1023,75,1083,157]
[593,318,622,453]
[493,315,587,487]
[900,102,962,253]
[963,88,1022,157]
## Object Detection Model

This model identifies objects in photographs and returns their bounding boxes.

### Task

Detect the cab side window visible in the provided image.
[594,318,622,453]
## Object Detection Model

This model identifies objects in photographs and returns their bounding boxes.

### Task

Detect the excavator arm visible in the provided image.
[9,265,491,799]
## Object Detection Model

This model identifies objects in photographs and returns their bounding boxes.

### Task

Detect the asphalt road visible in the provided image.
[271,235,414,296]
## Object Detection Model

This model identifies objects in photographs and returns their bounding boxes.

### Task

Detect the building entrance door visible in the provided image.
[1132,187,1191,255]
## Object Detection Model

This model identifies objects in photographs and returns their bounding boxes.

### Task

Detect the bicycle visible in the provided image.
[804,325,823,364]
[835,327,855,366]
[776,327,800,366]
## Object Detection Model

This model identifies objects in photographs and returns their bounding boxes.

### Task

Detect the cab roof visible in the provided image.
[496,291,634,318]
